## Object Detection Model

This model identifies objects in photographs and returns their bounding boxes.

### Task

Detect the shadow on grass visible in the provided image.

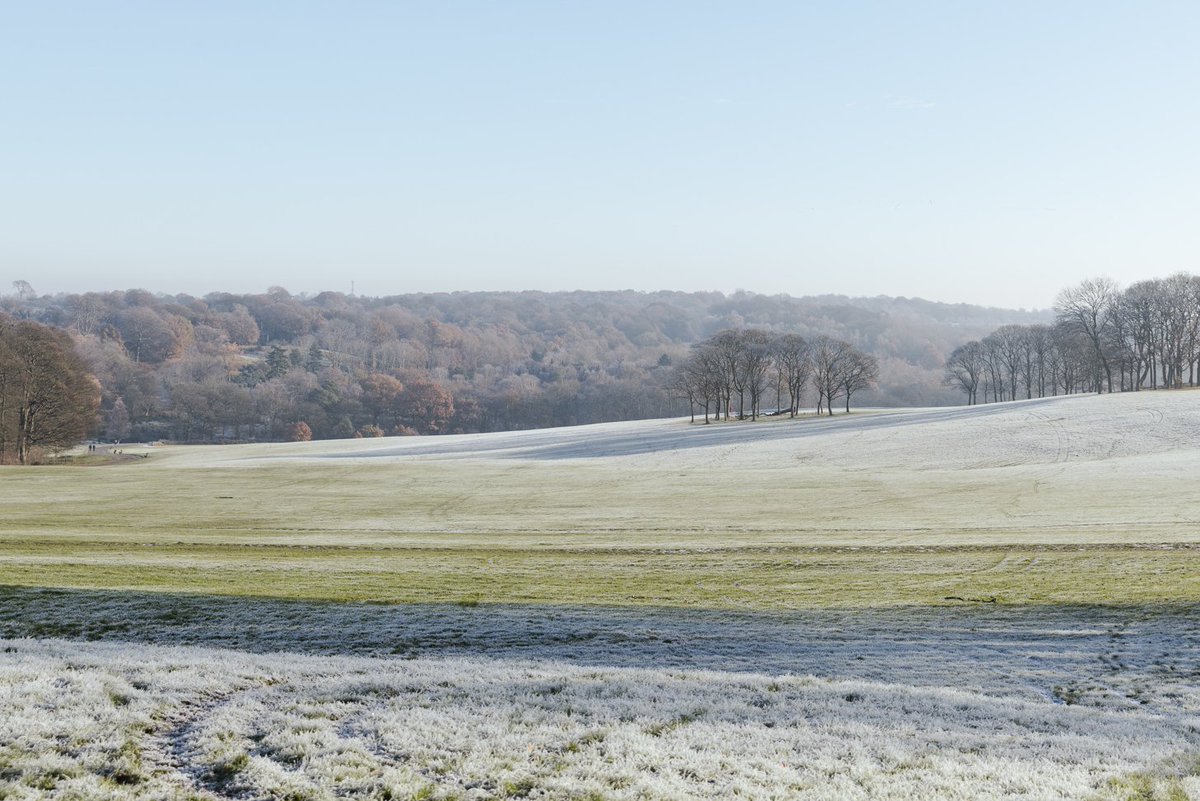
[2,585,1199,704]
[313,399,1065,461]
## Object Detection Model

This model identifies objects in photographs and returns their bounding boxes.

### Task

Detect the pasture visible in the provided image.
[3,391,1200,799]
[5,393,1200,609]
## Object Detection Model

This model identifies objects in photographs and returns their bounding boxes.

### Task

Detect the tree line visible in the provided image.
[944,274,1200,404]
[671,329,879,421]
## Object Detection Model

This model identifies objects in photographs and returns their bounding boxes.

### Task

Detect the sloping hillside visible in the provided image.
[114,390,1200,550]
[168,387,1200,472]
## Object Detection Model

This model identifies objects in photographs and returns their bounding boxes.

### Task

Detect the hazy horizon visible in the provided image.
[4,2,1197,310]
[7,278,1059,313]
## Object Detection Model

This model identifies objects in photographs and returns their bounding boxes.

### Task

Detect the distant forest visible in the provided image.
[0,285,1044,443]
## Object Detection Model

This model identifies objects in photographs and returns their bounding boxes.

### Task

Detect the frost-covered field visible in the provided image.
[4,589,1200,687]
[4,392,1200,798]
[137,390,1200,471]
[10,392,1200,559]
[2,636,1199,801]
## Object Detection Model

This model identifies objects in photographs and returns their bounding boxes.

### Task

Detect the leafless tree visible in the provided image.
[738,329,773,420]
[1052,322,1091,394]
[984,325,1027,402]
[944,341,985,404]
[1026,324,1053,399]
[116,307,179,364]
[811,336,853,416]
[1121,281,1159,389]
[672,344,724,423]
[105,397,131,441]
[772,334,811,417]
[667,363,699,423]
[1155,273,1200,388]
[706,329,746,419]
[1055,277,1119,392]
[840,348,879,413]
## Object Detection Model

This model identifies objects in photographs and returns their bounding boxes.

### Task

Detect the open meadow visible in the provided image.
[3,392,1200,799]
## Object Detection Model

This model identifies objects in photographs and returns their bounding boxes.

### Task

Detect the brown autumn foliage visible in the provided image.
[0,316,100,463]
[1,288,1046,443]
[285,421,313,442]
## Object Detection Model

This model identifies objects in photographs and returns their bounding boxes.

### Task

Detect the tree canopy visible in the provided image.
[0,317,100,463]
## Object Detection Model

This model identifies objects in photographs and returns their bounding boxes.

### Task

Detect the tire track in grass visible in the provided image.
[143,688,249,801]
[1025,409,1070,464]
[336,702,445,796]
[174,680,406,801]
[177,685,329,801]
[1144,404,1165,426]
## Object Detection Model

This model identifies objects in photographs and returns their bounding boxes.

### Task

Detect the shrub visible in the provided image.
[285,421,313,442]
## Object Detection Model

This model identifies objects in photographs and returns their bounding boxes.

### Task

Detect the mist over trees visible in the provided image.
[945,274,1200,403]
[1,286,1042,443]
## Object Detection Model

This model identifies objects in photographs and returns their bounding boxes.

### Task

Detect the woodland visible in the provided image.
[0,286,1041,449]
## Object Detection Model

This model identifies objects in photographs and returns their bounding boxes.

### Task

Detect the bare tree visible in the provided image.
[738,329,773,420]
[1156,272,1200,388]
[984,325,1026,402]
[706,329,745,420]
[670,343,726,423]
[1026,324,1053,398]
[811,336,853,416]
[1121,280,1159,389]
[667,362,700,423]
[1052,321,1091,395]
[694,345,724,423]
[117,307,179,364]
[105,397,131,441]
[840,348,879,413]
[1186,275,1200,386]
[979,335,1004,402]
[944,341,985,404]
[772,334,811,417]
[1055,277,1119,392]
[65,294,106,336]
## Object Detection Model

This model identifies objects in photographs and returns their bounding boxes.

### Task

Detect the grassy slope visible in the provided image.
[3,392,1200,609]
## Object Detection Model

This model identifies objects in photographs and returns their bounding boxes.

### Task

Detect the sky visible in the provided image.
[2,2,1198,310]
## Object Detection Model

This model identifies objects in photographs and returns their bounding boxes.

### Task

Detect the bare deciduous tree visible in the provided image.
[707,329,747,420]
[772,334,811,417]
[840,348,879,413]
[984,325,1026,402]
[944,341,985,404]
[738,330,773,421]
[1055,277,1119,393]
[811,336,853,416]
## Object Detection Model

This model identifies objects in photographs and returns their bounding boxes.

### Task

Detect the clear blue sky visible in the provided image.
[2,2,1198,309]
